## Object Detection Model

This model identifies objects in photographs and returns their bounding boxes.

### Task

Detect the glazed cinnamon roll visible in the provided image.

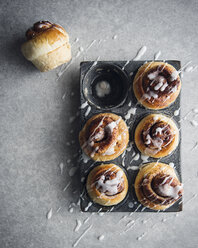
[133,62,181,109]
[135,114,179,158]
[135,162,183,210]
[86,164,128,206]
[79,113,129,161]
[21,21,71,72]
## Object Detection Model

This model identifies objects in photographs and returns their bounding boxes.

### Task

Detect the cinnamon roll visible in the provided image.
[21,21,71,72]
[133,62,181,109]
[135,114,179,158]
[79,113,129,161]
[86,164,128,206]
[135,162,183,210]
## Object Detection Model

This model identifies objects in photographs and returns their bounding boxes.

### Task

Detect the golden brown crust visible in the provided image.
[21,21,71,72]
[134,162,183,210]
[86,164,128,206]
[133,62,181,109]
[79,113,129,161]
[134,114,179,158]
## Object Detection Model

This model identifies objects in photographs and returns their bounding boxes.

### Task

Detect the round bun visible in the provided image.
[134,114,179,158]
[86,163,128,206]
[21,21,71,72]
[134,162,183,210]
[79,113,129,161]
[133,62,181,109]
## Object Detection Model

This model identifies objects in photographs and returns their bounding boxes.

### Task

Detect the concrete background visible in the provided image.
[0,0,198,247]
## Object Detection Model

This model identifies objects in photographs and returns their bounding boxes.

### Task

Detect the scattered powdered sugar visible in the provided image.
[46,208,53,220]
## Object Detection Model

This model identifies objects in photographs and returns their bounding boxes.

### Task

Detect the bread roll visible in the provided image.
[21,21,71,72]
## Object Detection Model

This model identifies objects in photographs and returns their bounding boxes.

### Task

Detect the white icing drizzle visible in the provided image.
[183,65,194,72]
[59,162,64,175]
[72,225,93,247]
[46,208,53,219]
[170,70,179,81]
[122,61,130,70]
[74,220,82,232]
[137,232,146,241]
[98,235,105,241]
[95,81,111,97]
[69,207,74,213]
[125,107,137,120]
[154,51,161,60]
[86,40,96,51]
[96,170,123,196]
[193,108,198,113]
[160,82,168,91]
[169,162,175,168]
[81,101,88,109]
[85,106,91,117]
[63,181,71,191]
[128,165,139,170]
[82,153,90,163]
[141,154,149,163]
[84,202,93,211]
[133,153,140,161]
[143,91,158,100]
[79,47,84,52]
[148,71,158,80]
[174,108,180,116]
[133,46,147,61]
[158,184,183,199]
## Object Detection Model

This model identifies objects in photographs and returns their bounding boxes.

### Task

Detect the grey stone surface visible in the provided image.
[0,0,198,248]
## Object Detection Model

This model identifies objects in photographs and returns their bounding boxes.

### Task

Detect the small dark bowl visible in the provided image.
[82,62,130,109]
